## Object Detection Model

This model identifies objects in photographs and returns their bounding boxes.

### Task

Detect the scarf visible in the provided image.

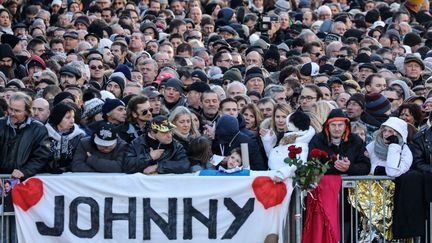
[374,133,403,161]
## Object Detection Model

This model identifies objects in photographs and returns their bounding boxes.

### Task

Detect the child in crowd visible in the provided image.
[351,121,367,143]
[219,148,243,173]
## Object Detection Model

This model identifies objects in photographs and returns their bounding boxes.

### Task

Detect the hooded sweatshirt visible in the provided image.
[366,117,413,177]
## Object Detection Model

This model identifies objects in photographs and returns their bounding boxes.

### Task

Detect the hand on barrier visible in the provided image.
[11,169,24,179]
[143,164,158,174]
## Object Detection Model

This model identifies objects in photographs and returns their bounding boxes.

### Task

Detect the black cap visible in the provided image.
[187,81,211,93]
[94,122,118,147]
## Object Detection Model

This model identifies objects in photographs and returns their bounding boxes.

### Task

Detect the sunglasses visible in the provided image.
[142,108,153,116]
[90,65,103,70]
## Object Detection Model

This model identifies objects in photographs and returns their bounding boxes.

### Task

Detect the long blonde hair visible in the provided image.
[270,103,292,132]
[307,100,337,133]
[168,106,200,138]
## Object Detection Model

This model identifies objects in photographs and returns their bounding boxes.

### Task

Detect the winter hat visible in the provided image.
[106,76,125,95]
[275,0,290,12]
[5,79,25,89]
[354,53,371,64]
[114,64,132,81]
[191,70,208,83]
[324,108,350,141]
[102,98,125,115]
[82,98,104,119]
[300,62,320,76]
[94,122,118,146]
[347,93,365,109]
[100,90,116,101]
[287,111,310,131]
[264,45,280,61]
[389,80,411,100]
[0,44,17,62]
[334,58,351,71]
[53,91,75,106]
[1,34,20,49]
[244,67,264,83]
[48,103,74,126]
[216,115,240,144]
[74,16,90,28]
[359,63,377,73]
[223,68,242,82]
[26,55,46,70]
[365,92,391,115]
[165,78,184,93]
[187,81,211,93]
[403,32,422,47]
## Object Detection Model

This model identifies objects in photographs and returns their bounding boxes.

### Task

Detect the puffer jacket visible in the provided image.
[0,117,51,177]
[123,133,190,174]
[71,137,127,172]
[366,117,412,177]
[269,126,315,180]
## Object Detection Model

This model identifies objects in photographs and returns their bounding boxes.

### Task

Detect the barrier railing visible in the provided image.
[0,174,17,243]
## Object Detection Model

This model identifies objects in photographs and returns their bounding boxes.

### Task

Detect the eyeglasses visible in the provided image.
[90,65,103,70]
[221,59,233,63]
[142,108,153,116]
[337,55,347,58]
[223,80,231,86]
[310,52,321,57]
[298,95,316,101]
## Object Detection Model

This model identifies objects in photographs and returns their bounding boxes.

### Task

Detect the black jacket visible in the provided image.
[411,127,432,173]
[212,131,268,171]
[308,132,371,175]
[0,117,51,177]
[116,122,145,144]
[123,134,190,174]
[71,137,127,172]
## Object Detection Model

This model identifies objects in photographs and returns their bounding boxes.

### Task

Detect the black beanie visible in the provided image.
[106,76,125,96]
[53,91,76,106]
[49,103,74,126]
[288,111,310,131]
[264,45,280,61]
[403,32,422,47]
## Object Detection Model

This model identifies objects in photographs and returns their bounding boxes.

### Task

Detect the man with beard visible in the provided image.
[0,44,26,79]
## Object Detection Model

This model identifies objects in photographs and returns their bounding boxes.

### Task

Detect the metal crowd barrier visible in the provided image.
[0,174,16,243]
[290,175,432,243]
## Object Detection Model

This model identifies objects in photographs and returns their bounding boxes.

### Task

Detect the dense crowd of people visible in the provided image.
[2,0,432,240]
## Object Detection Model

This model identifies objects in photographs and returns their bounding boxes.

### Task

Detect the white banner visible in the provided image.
[12,173,293,243]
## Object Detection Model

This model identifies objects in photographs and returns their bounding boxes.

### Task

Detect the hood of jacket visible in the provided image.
[323,108,351,142]
[381,117,408,143]
[46,123,86,142]
[216,115,240,144]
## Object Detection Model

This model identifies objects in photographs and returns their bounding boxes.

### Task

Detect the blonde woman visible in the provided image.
[306,100,337,133]
[260,103,293,157]
[168,107,200,152]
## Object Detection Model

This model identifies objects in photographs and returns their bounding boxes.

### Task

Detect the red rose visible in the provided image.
[288,151,297,159]
[310,149,321,158]
[320,150,328,158]
[332,154,338,162]
[288,145,296,152]
[295,147,302,154]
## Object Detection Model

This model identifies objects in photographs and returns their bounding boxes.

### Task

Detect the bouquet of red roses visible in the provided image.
[284,145,330,191]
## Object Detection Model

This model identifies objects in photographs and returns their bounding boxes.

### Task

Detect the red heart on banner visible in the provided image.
[12,178,44,211]
[252,176,287,209]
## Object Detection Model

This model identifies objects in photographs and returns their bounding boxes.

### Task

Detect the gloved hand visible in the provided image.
[386,135,399,144]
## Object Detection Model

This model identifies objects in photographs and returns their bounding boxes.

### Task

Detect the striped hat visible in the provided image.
[365,92,391,115]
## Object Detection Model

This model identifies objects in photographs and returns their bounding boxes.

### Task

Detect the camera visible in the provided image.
[257,16,279,32]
